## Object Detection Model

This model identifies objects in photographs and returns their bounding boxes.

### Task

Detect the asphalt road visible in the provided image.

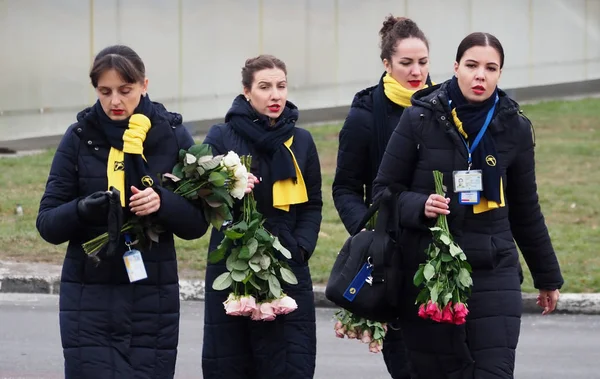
[1,294,599,379]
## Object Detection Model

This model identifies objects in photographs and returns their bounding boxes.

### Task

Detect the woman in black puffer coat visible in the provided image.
[36,45,209,379]
[332,16,433,379]
[202,55,323,379]
[373,33,563,379]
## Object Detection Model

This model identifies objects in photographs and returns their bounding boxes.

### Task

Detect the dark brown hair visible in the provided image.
[241,54,287,89]
[379,15,429,61]
[89,45,146,88]
[456,32,505,68]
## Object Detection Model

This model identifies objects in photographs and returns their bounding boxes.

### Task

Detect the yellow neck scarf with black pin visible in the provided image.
[450,111,505,214]
[272,136,308,212]
[383,73,432,108]
[106,114,152,206]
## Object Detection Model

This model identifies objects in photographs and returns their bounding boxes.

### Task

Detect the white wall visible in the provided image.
[1,0,599,141]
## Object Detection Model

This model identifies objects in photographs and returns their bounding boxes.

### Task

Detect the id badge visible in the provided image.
[459,191,480,205]
[453,170,483,192]
[123,249,148,283]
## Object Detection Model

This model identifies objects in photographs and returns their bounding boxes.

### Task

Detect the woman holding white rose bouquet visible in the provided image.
[201,55,323,379]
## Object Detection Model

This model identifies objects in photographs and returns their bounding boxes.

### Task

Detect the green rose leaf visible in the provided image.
[449,243,462,257]
[248,276,262,290]
[255,228,272,243]
[231,260,249,271]
[188,143,212,157]
[272,237,291,259]
[225,248,239,271]
[172,163,184,179]
[255,270,269,281]
[423,263,435,281]
[208,247,226,264]
[238,245,252,260]
[439,233,451,245]
[233,221,248,233]
[430,283,440,304]
[413,266,425,286]
[223,228,245,240]
[208,171,228,187]
[231,270,247,282]
[415,288,430,305]
[268,275,282,298]
[458,268,473,288]
[212,272,232,291]
[373,329,383,340]
[259,255,271,270]
[247,238,258,256]
[280,267,298,285]
[443,291,453,305]
[249,261,261,273]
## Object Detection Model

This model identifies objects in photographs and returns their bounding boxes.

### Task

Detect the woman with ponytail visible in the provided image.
[372,32,563,378]
[36,45,209,379]
[332,15,432,379]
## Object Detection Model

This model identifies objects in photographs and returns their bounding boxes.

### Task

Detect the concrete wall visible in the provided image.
[1,0,600,142]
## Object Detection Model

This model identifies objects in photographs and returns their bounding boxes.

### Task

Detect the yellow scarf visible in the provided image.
[383,73,431,108]
[272,136,308,211]
[106,114,151,206]
[450,111,505,214]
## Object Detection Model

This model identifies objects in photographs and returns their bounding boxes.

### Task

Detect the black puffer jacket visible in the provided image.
[201,97,323,379]
[36,102,208,379]
[332,73,416,379]
[372,81,563,379]
[333,74,416,235]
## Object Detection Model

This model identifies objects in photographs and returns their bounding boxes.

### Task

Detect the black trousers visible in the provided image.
[382,324,411,379]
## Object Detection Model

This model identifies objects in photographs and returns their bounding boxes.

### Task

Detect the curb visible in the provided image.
[2,275,600,315]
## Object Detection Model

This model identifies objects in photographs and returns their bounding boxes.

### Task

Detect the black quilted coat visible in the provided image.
[372,81,563,379]
[36,102,208,378]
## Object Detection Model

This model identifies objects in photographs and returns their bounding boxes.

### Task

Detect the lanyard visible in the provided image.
[449,94,499,168]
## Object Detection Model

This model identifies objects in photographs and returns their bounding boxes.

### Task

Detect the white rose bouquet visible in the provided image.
[82,144,248,256]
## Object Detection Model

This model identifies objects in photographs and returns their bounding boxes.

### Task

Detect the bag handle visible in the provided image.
[368,183,406,274]
[353,183,405,236]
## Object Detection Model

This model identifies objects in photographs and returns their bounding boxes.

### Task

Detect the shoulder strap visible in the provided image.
[353,183,405,235]
[370,183,405,271]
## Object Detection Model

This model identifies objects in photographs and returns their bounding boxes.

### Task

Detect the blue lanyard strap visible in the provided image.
[449,94,499,166]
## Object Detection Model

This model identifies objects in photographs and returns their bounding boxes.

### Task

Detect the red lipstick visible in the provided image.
[408,80,421,88]
[472,85,485,95]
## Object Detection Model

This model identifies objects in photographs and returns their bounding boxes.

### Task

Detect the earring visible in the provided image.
[246,97,250,102]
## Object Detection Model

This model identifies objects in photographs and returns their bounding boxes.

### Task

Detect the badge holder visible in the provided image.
[453,169,483,205]
[123,234,148,283]
[449,95,497,207]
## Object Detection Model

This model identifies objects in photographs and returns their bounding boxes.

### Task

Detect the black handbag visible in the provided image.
[325,184,405,322]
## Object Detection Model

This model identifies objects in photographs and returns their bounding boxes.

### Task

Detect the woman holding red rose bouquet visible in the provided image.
[373,33,563,378]
[201,55,323,379]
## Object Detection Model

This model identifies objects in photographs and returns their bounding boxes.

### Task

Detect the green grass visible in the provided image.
[1,98,598,292]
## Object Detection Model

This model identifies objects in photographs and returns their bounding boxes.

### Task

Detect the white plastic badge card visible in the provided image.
[459,191,481,205]
[453,170,483,192]
[123,249,148,283]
